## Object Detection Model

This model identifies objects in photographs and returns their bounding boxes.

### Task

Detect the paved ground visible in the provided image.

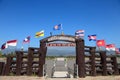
[1,76,120,80]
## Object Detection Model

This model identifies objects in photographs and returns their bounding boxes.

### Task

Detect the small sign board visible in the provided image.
[48,36,75,42]
[47,43,76,47]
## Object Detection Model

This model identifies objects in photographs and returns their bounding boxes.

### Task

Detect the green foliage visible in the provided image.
[6,52,16,57]
[9,72,15,76]
[0,51,3,57]
[46,56,55,60]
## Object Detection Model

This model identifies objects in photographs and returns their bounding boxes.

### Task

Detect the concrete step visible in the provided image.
[55,66,67,71]
[52,71,68,78]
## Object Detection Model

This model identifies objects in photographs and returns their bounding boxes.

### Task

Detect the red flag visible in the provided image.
[105,44,115,51]
[96,40,106,47]
[7,40,17,46]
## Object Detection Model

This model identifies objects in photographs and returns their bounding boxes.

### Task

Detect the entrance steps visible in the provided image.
[52,71,68,78]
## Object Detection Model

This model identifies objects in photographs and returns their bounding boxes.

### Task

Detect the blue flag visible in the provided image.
[88,34,97,41]
[53,24,62,30]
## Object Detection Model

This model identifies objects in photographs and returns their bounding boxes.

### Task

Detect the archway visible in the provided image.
[39,35,85,77]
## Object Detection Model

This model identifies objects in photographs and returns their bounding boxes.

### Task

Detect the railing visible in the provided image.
[67,67,74,78]
[43,64,47,77]
[51,66,55,77]
[74,64,78,78]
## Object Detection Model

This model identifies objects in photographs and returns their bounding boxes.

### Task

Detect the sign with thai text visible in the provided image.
[47,36,75,42]
[47,43,76,47]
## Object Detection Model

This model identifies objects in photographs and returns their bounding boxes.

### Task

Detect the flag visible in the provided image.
[88,34,97,41]
[105,44,115,51]
[35,30,44,38]
[23,36,30,43]
[1,43,8,50]
[7,40,17,46]
[115,48,120,54]
[96,40,106,47]
[75,30,84,37]
[53,24,62,30]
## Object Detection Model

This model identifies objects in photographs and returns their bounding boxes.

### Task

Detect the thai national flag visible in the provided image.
[75,30,84,37]
[88,34,97,41]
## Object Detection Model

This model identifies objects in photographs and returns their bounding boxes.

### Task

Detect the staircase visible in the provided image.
[52,57,69,78]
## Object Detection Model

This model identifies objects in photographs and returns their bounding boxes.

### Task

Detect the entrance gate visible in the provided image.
[39,35,85,77]
[1,34,120,78]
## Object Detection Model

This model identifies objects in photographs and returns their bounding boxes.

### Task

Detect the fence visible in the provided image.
[0,46,120,77]
[84,46,119,76]
[0,47,45,76]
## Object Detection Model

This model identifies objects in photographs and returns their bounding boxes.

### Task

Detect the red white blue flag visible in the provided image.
[23,36,30,43]
[1,43,8,50]
[53,24,62,30]
[75,30,84,37]
[116,48,120,54]
[88,34,97,41]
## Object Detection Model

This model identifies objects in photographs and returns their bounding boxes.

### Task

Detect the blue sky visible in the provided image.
[0,0,120,52]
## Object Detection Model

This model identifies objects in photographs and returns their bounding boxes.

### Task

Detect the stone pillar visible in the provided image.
[76,39,85,78]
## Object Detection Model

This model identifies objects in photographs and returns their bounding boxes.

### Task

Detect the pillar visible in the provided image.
[90,47,96,76]
[4,56,12,75]
[76,39,85,78]
[27,48,34,75]
[100,51,107,76]
[16,51,23,75]
[111,56,119,75]
[38,41,46,77]
[0,62,5,75]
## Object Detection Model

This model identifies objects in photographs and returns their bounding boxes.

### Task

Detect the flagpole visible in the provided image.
[98,46,101,51]
[15,40,17,52]
[61,24,64,35]
[21,42,24,51]
[28,41,30,48]
[15,45,17,53]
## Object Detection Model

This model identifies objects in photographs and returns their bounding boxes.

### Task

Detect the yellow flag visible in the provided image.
[35,30,44,38]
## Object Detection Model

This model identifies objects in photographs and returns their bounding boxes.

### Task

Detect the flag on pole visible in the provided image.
[105,44,115,51]
[1,43,8,50]
[23,36,30,43]
[53,24,62,30]
[115,48,120,54]
[96,40,106,47]
[75,30,84,38]
[88,34,97,41]
[35,30,44,38]
[7,40,17,46]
